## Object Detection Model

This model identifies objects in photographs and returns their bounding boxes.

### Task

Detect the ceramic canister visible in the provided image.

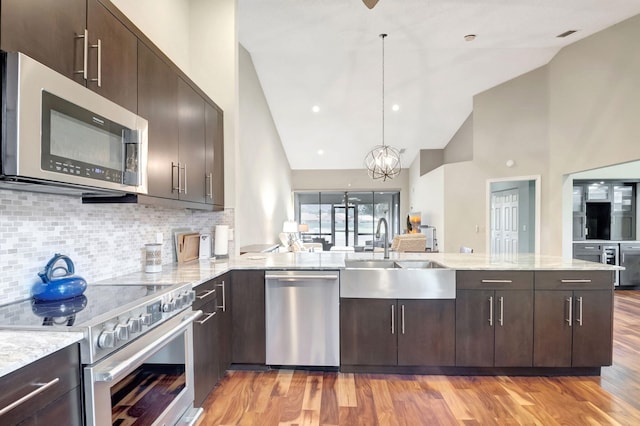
[145,243,162,273]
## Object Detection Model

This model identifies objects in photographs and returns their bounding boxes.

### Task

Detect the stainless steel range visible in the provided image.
[0,282,203,426]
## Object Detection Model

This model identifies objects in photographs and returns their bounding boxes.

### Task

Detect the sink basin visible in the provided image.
[341,258,455,299]
[343,259,400,269]
[394,261,444,269]
[343,259,444,269]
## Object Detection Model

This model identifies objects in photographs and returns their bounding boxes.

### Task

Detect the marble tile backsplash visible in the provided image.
[0,188,234,305]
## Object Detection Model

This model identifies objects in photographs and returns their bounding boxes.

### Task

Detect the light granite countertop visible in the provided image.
[0,330,83,378]
[1,251,617,379]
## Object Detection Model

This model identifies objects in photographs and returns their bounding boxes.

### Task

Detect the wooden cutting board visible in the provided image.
[177,232,200,263]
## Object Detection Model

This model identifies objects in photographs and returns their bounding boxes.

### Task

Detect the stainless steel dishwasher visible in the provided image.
[265,270,340,367]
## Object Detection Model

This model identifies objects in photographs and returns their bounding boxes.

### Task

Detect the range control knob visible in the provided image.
[128,317,143,333]
[186,290,196,304]
[97,330,116,348]
[162,300,176,313]
[115,323,130,341]
[141,313,153,325]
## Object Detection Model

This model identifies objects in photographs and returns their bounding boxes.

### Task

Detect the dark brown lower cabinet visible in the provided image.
[216,274,232,375]
[193,298,220,407]
[0,344,81,425]
[456,289,534,367]
[340,298,455,367]
[534,289,613,367]
[231,270,266,364]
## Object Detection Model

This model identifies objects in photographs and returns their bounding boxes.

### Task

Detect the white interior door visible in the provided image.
[491,189,519,255]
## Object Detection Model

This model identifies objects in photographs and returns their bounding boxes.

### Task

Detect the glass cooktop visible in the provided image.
[0,284,173,328]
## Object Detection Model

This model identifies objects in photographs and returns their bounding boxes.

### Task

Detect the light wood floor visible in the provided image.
[199,290,640,425]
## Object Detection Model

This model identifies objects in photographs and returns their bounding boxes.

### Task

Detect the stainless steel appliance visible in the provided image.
[1,51,148,195]
[620,243,640,287]
[0,282,202,425]
[603,244,620,287]
[265,271,339,367]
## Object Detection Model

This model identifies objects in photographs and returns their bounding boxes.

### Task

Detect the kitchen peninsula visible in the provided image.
[1,251,616,376]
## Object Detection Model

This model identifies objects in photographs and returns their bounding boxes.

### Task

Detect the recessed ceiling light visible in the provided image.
[311,105,320,113]
[464,34,476,42]
[317,149,324,155]
[392,104,400,112]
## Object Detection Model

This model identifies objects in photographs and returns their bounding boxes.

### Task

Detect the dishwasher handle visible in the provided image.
[265,274,338,281]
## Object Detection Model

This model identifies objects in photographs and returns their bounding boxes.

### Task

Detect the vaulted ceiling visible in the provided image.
[238,0,640,170]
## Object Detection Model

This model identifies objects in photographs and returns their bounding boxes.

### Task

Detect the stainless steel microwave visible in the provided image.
[1,51,148,195]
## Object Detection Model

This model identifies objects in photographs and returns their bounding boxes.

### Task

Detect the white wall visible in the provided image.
[237,45,293,247]
[409,157,445,250]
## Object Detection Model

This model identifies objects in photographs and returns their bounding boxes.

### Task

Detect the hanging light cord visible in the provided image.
[380,33,387,148]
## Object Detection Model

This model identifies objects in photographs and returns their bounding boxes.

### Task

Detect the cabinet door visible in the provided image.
[611,214,634,241]
[494,290,533,367]
[572,290,613,367]
[193,299,219,407]
[216,275,232,375]
[205,103,225,209]
[455,290,494,367]
[87,0,137,112]
[340,299,397,366]
[231,270,265,364]
[177,78,206,203]
[137,42,179,199]
[533,290,573,367]
[1,0,86,83]
[397,299,455,366]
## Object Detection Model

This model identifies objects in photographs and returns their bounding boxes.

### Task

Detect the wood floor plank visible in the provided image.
[198,290,640,425]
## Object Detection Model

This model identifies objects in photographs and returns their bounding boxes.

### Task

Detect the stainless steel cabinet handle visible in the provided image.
[206,173,213,199]
[566,296,573,327]
[622,253,625,263]
[499,296,504,326]
[577,296,583,326]
[90,39,102,87]
[196,288,216,300]
[481,279,513,283]
[195,311,216,325]
[391,304,395,335]
[74,29,88,80]
[183,163,188,194]
[401,304,405,335]
[561,279,592,283]
[488,296,494,326]
[0,377,60,416]
[216,281,226,312]
[172,162,180,192]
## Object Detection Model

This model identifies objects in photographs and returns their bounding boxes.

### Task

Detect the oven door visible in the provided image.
[84,311,202,426]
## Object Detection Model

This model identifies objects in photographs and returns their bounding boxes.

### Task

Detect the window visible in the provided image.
[294,191,400,251]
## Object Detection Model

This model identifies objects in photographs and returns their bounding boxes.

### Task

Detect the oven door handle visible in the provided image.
[91,310,202,383]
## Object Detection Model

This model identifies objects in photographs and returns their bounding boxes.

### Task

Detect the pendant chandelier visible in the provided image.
[365,33,401,181]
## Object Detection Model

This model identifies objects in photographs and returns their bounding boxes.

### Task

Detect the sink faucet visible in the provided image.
[376,218,389,259]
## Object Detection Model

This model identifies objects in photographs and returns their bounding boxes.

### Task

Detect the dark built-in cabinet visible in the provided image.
[1,0,225,210]
[0,345,82,425]
[231,270,266,365]
[340,298,455,367]
[455,271,534,367]
[533,271,613,367]
[1,0,137,112]
[573,182,636,241]
[192,273,231,407]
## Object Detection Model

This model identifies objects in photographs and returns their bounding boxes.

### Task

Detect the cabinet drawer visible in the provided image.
[0,344,80,425]
[193,279,218,310]
[456,271,533,290]
[535,271,613,290]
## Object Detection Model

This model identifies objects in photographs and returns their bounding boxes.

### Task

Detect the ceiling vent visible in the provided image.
[557,30,577,38]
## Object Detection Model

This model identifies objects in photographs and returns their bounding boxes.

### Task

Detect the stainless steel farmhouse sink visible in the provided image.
[343,259,445,269]
[341,259,455,299]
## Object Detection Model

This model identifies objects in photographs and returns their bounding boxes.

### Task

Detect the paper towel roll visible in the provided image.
[214,225,229,256]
